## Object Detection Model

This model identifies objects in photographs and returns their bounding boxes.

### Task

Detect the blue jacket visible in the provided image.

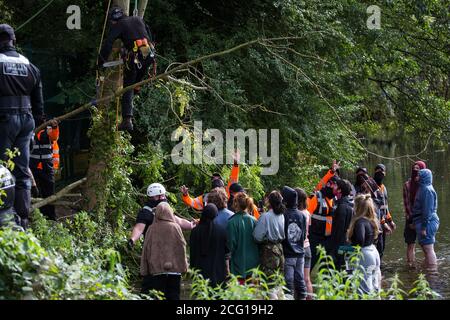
[412,169,439,229]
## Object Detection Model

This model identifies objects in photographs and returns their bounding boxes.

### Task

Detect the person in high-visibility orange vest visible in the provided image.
[30,119,59,220]
[373,164,396,259]
[306,160,340,269]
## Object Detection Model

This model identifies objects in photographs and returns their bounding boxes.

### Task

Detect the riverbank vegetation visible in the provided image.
[0,0,448,299]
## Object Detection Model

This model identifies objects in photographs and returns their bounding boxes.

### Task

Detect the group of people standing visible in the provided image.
[135,159,440,300]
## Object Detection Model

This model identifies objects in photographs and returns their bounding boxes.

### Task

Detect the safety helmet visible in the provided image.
[0,24,16,41]
[109,6,124,21]
[0,164,15,211]
[147,183,166,197]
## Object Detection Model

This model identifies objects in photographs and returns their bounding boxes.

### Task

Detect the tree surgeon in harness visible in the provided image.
[0,24,45,229]
[29,119,60,220]
[306,161,340,269]
[98,5,156,132]
[128,183,196,248]
[0,164,21,229]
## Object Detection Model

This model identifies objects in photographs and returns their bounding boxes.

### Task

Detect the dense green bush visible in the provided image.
[0,211,142,300]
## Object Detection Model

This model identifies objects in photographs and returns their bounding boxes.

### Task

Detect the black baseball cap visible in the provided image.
[0,24,16,41]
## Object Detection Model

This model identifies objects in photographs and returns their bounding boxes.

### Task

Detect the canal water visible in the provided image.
[355,140,450,299]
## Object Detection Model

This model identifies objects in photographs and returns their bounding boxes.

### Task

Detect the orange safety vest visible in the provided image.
[182,164,240,211]
[52,141,60,170]
[30,126,59,170]
[307,191,334,237]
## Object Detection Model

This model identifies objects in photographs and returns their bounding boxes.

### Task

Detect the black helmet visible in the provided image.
[0,164,15,211]
[0,24,16,41]
[109,6,124,21]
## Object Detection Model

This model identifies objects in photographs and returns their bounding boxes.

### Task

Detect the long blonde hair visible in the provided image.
[347,194,380,242]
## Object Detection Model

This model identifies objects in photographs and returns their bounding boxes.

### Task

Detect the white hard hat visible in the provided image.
[147,183,166,197]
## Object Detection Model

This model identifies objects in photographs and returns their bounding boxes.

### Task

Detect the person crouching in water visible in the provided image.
[140,202,188,300]
[227,192,259,284]
[347,194,382,296]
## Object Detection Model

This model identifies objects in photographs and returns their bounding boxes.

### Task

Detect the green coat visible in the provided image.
[226,211,260,278]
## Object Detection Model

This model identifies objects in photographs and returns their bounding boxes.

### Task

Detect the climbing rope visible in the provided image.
[16,0,56,32]
[96,0,113,90]
[133,0,139,16]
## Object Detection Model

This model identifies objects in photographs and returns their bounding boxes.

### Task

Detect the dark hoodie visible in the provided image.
[281,186,306,258]
[412,169,439,229]
[329,196,353,261]
[190,204,229,287]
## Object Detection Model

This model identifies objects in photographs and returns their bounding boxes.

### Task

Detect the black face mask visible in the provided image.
[356,174,365,186]
[323,186,334,199]
[148,197,167,208]
[374,172,384,186]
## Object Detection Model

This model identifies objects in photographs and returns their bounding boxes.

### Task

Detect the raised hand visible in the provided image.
[180,185,189,196]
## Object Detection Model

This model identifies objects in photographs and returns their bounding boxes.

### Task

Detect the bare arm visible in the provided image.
[130,223,146,243]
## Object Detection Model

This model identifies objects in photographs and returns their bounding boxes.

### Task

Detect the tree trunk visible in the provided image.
[83,0,130,213]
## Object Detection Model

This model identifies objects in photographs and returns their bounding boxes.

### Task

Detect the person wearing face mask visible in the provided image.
[354,167,369,195]
[307,172,339,270]
[373,164,396,255]
[128,183,196,248]
[180,152,240,212]
[402,161,426,264]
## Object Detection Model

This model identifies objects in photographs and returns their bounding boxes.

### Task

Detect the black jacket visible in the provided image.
[281,187,306,258]
[190,223,229,287]
[99,16,152,63]
[350,218,376,247]
[0,47,44,119]
[329,196,353,258]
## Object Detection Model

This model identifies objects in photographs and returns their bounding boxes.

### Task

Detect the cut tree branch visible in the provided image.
[35,34,326,132]
[31,178,87,211]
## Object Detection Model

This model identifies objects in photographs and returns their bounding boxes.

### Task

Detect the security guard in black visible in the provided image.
[0,24,45,228]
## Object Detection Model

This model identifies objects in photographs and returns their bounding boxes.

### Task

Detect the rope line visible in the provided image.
[16,0,56,32]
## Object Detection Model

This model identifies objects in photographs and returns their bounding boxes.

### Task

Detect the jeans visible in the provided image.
[284,255,306,299]
[0,112,34,219]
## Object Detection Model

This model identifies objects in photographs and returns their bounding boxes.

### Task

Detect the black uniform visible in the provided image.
[99,16,155,118]
[0,45,44,223]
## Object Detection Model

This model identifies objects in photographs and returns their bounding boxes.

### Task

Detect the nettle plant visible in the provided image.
[189,268,287,300]
[188,245,439,301]
[312,246,440,300]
